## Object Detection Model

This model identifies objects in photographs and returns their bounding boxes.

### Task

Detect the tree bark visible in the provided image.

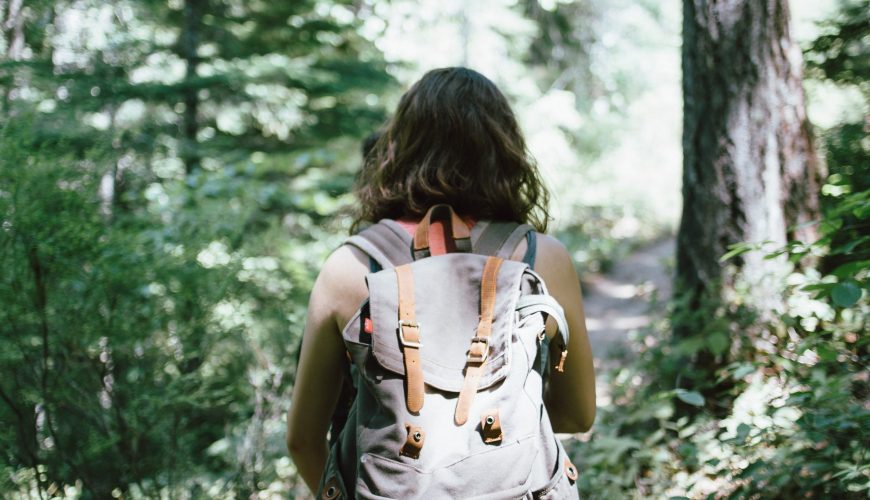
[180,0,202,174]
[677,0,821,324]
[3,0,25,60]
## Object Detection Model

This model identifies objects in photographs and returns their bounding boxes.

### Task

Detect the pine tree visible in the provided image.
[0,0,394,495]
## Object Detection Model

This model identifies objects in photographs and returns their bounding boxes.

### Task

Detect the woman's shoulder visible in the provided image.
[317,244,369,289]
[521,232,577,286]
[310,244,370,326]
[507,229,570,262]
[533,232,569,256]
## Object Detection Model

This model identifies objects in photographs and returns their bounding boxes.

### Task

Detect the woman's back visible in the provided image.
[286,67,596,496]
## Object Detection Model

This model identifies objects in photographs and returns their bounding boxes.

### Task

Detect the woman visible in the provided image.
[287,67,596,495]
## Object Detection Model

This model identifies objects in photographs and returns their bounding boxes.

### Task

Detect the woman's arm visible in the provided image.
[533,235,597,433]
[286,247,365,492]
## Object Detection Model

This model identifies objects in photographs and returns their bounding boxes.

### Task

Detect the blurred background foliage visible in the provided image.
[0,0,866,498]
[574,1,869,498]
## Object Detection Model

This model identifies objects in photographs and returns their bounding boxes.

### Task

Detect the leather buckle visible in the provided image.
[397,320,422,349]
[466,336,489,363]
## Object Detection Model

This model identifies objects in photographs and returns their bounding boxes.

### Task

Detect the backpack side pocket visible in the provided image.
[317,442,349,500]
[532,438,580,500]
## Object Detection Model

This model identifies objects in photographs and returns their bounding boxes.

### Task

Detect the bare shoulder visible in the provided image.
[521,233,579,295]
[318,243,370,284]
[505,231,577,299]
[509,232,572,270]
[313,243,371,329]
[535,233,570,258]
[533,234,573,272]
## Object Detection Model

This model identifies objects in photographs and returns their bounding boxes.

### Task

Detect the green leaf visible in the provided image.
[816,344,838,362]
[731,363,755,380]
[675,389,705,407]
[800,283,836,293]
[831,260,870,280]
[854,203,870,219]
[719,242,756,262]
[707,332,729,356]
[674,336,706,355]
[831,235,870,255]
[831,281,862,308]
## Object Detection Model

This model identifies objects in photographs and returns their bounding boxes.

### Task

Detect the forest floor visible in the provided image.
[580,237,675,407]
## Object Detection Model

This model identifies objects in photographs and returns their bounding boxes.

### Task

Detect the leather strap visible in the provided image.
[454,256,502,425]
[555,348,568,373]
[400,423,425,459]
[480,409,503,444]
[396,265,424,413]
[564,458,579,483]
[413,204,472,259]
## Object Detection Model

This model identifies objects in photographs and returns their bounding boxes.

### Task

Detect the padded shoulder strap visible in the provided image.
[473,221,516,256]
[345,219,414,270]
[474,220,536,265]
[347,219,534,269]
[494,223,535,260]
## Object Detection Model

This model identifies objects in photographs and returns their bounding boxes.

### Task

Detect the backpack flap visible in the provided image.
[365,254,529,394]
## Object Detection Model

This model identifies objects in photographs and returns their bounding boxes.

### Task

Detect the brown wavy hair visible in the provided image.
[351,67,550,233]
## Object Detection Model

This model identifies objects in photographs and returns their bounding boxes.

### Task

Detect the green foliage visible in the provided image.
[0,0,393,497]
[803,0,869,86]
[2,0,862,498]
[573,184,869,498]
[571,3,869,496]
[555,211,664,274]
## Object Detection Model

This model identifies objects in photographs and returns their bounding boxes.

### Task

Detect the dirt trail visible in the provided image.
[580,238,675,405]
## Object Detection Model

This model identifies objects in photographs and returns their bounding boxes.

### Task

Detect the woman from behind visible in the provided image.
[287,67,595,497]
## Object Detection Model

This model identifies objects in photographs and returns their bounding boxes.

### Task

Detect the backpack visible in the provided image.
[317,204,581,499]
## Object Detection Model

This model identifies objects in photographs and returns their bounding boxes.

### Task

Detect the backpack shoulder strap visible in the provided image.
[347,218,536,269]
[345,219,414,270]
[475,221,536,265]
[473,221,517,256]
[495,223,534,260]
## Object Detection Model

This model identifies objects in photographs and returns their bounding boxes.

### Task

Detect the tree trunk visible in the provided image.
[3,0,25,60]
[180,0,202,174]
[677,0,821,325]
[1,0,24,114]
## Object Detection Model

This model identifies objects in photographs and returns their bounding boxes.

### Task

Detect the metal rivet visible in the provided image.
[325,486,337,498]
[413,431,422,442]
[485,416,495,426]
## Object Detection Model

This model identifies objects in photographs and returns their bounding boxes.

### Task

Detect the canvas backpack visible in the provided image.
[317,204,581,499]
